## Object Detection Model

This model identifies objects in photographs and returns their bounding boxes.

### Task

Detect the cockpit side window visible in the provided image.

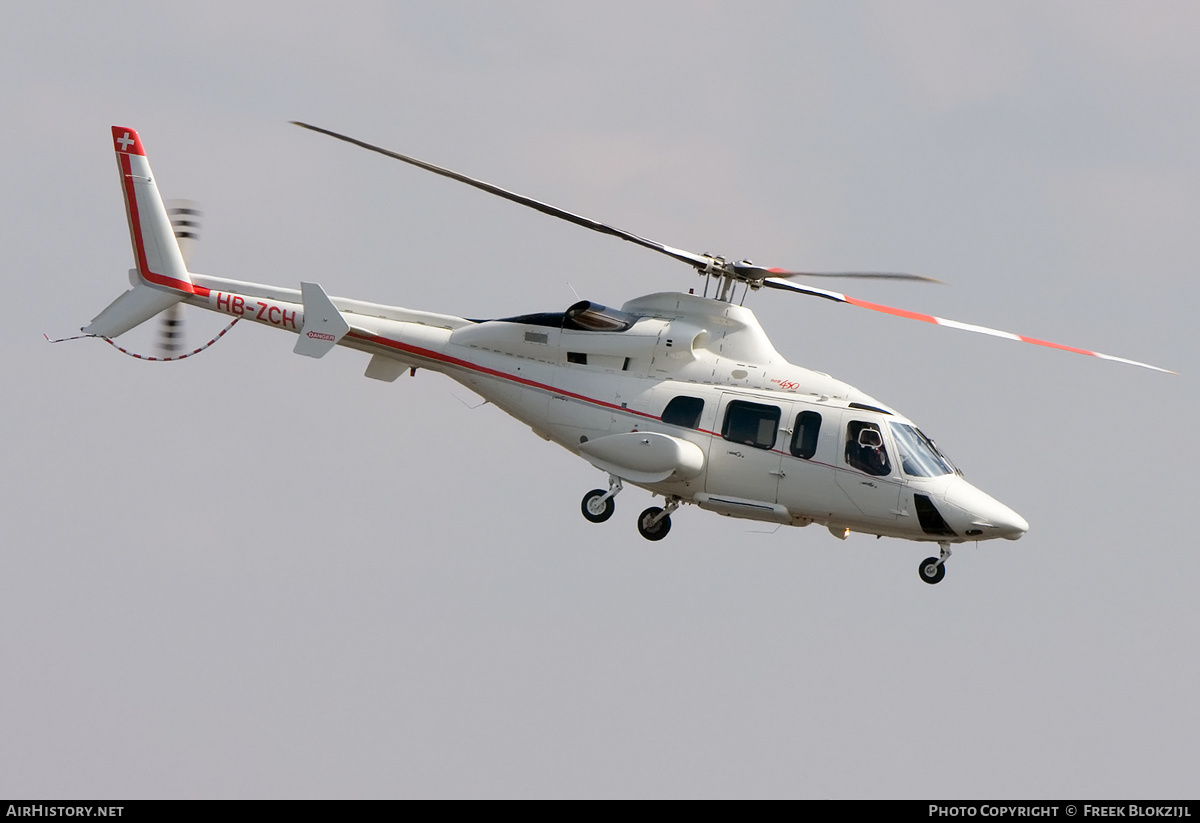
[790,410,822,459]
[661,396,704,429]
[845,420,891,476]
[721,400,780,450]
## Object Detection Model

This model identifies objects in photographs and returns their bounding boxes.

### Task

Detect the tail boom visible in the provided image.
[89,126,467,374]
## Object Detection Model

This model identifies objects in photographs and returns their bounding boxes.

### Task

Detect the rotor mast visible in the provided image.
[715,264,740,303]
[703,256,739,303]
[695,256,761,303]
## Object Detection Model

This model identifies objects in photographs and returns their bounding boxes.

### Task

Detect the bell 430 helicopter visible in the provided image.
[74,125,1173,584]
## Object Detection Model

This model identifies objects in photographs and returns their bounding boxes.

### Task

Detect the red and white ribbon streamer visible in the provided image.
[46,318,240,361]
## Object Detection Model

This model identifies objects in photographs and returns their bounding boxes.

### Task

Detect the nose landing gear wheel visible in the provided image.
[581,489,615,523]
[918,557,946,585]
[637,506,672,541]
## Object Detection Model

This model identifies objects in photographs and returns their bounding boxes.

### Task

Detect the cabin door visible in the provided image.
[703,394,787,504]
[833,414,904,524]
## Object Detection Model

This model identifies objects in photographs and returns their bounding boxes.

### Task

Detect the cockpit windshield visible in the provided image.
[890,423,957,477]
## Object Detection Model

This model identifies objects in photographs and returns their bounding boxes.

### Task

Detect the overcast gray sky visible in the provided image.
[2,0,1197,799]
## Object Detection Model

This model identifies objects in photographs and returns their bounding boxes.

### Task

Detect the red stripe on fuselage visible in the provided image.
[347,330,858,472]
[346,330,665,422]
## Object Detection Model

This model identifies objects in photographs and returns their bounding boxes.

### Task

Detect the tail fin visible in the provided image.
[84,127,195,338]
[110,126,194,294]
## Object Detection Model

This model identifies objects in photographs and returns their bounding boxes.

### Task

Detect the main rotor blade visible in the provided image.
[761,277,1175,374]
[290,121,712,271]
[747,266,941,283]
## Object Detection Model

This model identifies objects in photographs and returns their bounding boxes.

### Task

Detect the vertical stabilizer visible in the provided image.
[110,127,195,295]
[81,127,195,338]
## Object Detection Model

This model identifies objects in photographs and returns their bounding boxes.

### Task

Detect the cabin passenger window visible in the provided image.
[845,420,891,477]
[661,396,704,429]
[790,410,822,459]
[721,401,780,450]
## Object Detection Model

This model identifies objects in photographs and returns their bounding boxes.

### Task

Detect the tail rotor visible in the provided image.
[157,200,203,357]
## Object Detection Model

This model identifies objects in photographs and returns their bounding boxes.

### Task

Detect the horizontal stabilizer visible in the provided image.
[294,282,350,358]
[578,431,704,484]
[83,281,185,339]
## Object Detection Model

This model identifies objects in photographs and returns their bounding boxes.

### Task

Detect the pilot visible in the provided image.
[861,440,889,475]
[848,424,890,476]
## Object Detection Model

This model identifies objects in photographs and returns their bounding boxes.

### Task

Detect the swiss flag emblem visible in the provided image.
[111,126,145,156]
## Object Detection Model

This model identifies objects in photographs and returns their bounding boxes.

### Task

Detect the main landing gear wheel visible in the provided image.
[637,507,672,541]
[918,557,946,585]
[581,489,615,523]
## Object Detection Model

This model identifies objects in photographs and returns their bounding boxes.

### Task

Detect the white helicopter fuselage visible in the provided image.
[175,274,1028,546]
[81,124,1066,585]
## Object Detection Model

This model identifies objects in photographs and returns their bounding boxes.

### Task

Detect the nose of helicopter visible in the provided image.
[943,478,1028,541]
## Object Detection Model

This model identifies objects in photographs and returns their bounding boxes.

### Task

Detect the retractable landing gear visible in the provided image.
[637,497,680,542]
[581,476,623,523]
[918,542,952,585]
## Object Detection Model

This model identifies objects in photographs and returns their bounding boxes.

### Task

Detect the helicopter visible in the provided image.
[76,125,1173,585]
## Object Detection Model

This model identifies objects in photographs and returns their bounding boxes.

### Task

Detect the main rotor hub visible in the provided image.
[698,254,764,302]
